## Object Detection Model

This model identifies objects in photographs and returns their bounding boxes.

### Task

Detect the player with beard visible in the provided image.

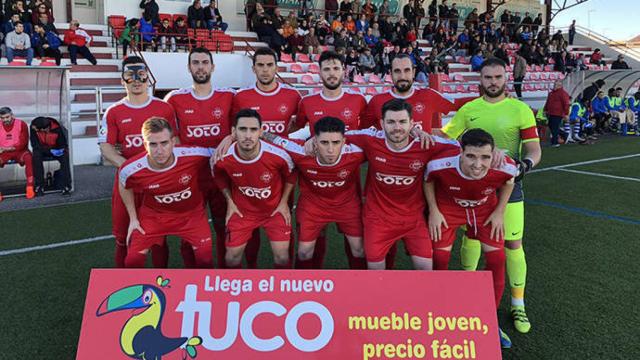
[294,50,367,269]
[165,47,234,268]
[441,58,541,335]
[99,56,177,268]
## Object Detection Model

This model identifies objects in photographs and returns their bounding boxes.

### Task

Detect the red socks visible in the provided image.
[484,249,506,308]
[433,248,452,270]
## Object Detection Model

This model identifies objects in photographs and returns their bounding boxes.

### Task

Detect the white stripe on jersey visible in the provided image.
[262,141,295,172]
[119,146,212,186]
[345,127,385,138]
[424,155,458,179]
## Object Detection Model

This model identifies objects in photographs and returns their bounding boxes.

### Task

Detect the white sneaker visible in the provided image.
[565,137,575,143]
[574,135,586,142]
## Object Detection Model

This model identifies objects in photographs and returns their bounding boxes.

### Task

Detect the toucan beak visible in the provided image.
[96,285,149,316]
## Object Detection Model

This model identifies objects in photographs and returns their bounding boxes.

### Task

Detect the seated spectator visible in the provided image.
[344,14,356,33]
[575,53,588,71]
[470,49,484,71]
[333,29,349,49]
[0,107,34,200]
[31,23,61,65]
[363,0,377,20]
[421,20,435,42]
[355,13,369,33]
[330,16,343,32]
[520,26,532,43]
[28,0,53,12]
[405,27,417,43]
[281,19,294,39]
[139,0,159,25]
[591,90,611,133]
[303,26,321,54]
[30,116,72,195]
[493,43,509,64]
[63,20,97,65]
[551,30,564,43]
[345,47,359,77]
[589,48,605,66]
[119,18,139,56]
[187,0,206,29]
[31,2,54,25]
[2,13,27,36]
[351,30,366,50]
[36,13,56,34]
[157,18,176,52]
[530,46,547,66]
[138,15,156,51]
[566,52,577,73]
[364,27,379,48]
[358,47,376,74]
[11,0,31,28]
[611,54,630,69]
[173,17,189,49]
[457,28,470,49]
[205,1,228,32]
[5,21,34,65]
[370,21,381,38]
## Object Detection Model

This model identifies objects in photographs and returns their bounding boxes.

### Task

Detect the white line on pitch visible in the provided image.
[531,153,640,173]
[0,235,113,256]
[555,168,640,182]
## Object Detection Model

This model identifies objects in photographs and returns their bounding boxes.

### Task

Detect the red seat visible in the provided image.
[113,28,124,40]
[196,29,209,39]
[549,73,558,80]
[524,84,534,91]
[544,65,554,72]
[39,58,56,66]
[159,13,172,26]
[368,74,382,84]
[383,74,392,83]
[187,28,195,38]
[108,15,126,29]
[312,87,322,94]
[280,53,293,63]
[290,63,304,73]
[469,84,479,93]
[452,73,464,82]
[218,40,233,52]
[534,65,543,72]
[297,53,311,63]
[455,85,466,93]
[308,63,320,74]
[365,87,378,96]
[540,73,548,80]
[301,75,316,85]
[382,86,392,92]
[8,60,27,66]
[529,73,539,80]
[353,74,366,84]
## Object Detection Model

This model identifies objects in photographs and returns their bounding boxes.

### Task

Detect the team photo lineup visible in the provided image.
[98,45,541,349]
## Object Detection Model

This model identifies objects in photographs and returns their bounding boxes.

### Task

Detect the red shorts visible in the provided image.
[128,208,212,253]
[0,150,31,166]
[296,199,363,242]
[436,207,504,248]
[363,213,432,262]
[111,171,143,242]
[226,213,291,248]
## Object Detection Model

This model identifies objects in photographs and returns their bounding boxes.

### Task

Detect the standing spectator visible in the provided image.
[31,23,61,64]
[611,54,630,69]
[324,0,338,21]
[119,18,139,56]
[379,0,391,17]
[63,20,97,65]
[521,12,532,27]
[5,21,33,64]
[157,18,176,52]
[580,79,605,103]
[438,0,449,29]
[30,2,53,25]
[204,1,228,32]
[448,3,459,33]
[464,7,478,29]
[532,13,542,34]
[403,0,417,28]
[511,12,521,33]
[340,0,353,17]
[0,107,34,200]
[568,19,576,45]
[139,0,159,25]
[187,0,206,29]
[362,0,377,20]
[30,116,72,195]
[589,48,605,66]
[513,52,527,98]
[544,80,570,146]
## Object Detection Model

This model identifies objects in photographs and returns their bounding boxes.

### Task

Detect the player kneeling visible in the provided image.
[424,129,517,348]
[263,117,366,269]
[119,117,214,268]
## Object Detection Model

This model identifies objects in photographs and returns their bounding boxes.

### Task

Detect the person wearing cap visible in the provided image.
[0,107,34,201]
[30,116,72,195]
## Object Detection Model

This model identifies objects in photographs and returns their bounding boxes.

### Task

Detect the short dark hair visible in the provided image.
[391,53,414,68]
[188,47,213,63]
[460,128,495,150]
[318,50,344,67]
[234,108,262,126]
[122,56,145,68]
[14,20,23,26]
[314,117,345,136]
[381,99,412,120]
[252,47,277,65]
[0,107,12,116]
[479,57,507,72]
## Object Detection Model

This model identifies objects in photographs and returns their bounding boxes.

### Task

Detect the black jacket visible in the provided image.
[139,0,159,24]
[204,6,223,23]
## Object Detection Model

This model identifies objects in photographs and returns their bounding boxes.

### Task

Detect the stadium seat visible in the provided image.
[548,57,555,64]
[365,87,378,96]
[196,29,209,39]
[524,84,534,91]
[529,73,539,80]
[39,58,56,66]
[383,74,392,83]
[308,63,320,74]
[368,74,382,84]
[544,65,554,72]
[442,85,455,93]
[440,73,451,82]
[382,86,392,92]
[280,53,293,63]
[312,87,322,94]
[353,74,366,84]
[187,28,195,38]
[549,73,558,80]
[535,83,544,90]
[107,15,126,29]
[469,84,479,93]
[218,40,233,52]
[301,75,315,85]
[312,53,321,62]
[290,63,304,73]
[534,65,543,72]
[297,54,311,63]
[540,73,548,80]
[452,73,464,82]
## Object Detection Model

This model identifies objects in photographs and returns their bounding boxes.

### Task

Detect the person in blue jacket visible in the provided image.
[31,23,62,65]
[590,90,611,134]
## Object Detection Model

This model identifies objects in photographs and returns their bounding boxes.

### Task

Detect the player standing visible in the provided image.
[99,56,177,268]
[424,129,517,348]
[119,118,213,268]
[164,47,234,268]
[214,109,295,269]
[262,117,366,269]
[440,58,542,334]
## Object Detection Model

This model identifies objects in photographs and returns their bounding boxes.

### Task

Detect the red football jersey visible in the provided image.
[269,136,365,209]
[214,141,295,217]
[119,146,212,216]
[164,87,235,147]
[296,89,367,135]
[361,88,456,133]
[425,149,517,212]
[345,128,461,220]
[99,97,177,159]
[232,83,301,136]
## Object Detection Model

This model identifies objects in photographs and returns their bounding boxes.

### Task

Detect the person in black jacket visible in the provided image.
[187,0,206,29]
[204,1,228,32]
[139,0,159,25]
[30,116,71,195]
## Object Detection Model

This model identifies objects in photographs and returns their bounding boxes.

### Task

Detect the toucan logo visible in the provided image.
[97,276,202,360]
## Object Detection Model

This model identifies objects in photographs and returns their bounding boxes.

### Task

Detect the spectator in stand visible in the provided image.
[28,0,53,13]
[344,14,356,33]
[138,15,156,51]
[63,20,97,65]
[173,17,188,48]
[470,48,484,71]
[520,26,532,43]
[575,53,588,71]
[5,21,33,64]
[565,52,577,73]
[251,3,268,31]
[30,2,53,25]
[422,19,435,42]
[611,54,630,69]
[513,52,527,98]
[351,30,366,50]
[464,7,478,29]
[551,29,563,43]
[553,50,567,73]
[449,3,459,33]
[340,0,353,17]
[2,13,19,36]
[330,14,343,32]
[532,13,542,34]
[0,107,34,200]
[204,1,228,32]
[355,13,369,33]
[187,0,206,29]
[363,0,377,20]
[568,19,576,45]
[30,116,72,195]
[379,0,390,16]
[36,13,56,33]
[139,0,159,25]
[334,28,348,49]
[364,27,378,48]
[493,42,509,64]
[119,18,139,56]
[324,0,338,21]
[438,0,449,29]
[403,0,417,28]
[544,79,571,146]
[378,45,391,75]
[304,26,320,54]
[11,0,30,29]
[254,16,285,58]
[530,46,547,66]
[589,48,605,66]
[157,18,176,52]
[31,22,61,64]
[358,47,376,74]
[457,28,470,51]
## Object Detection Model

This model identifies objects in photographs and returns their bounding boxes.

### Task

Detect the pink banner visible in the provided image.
[77,269,501,360]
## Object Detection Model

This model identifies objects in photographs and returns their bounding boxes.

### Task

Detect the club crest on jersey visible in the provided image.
[279,104,289,114]
[409,160,424,172]
[99,127,107,136]
[212,107,223,119]
[482,187,494,195]
[342,108,353,119]
[338,169,349,179]
[179,174,192,185]
[260,171,273,183]
[414,102,425,113]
